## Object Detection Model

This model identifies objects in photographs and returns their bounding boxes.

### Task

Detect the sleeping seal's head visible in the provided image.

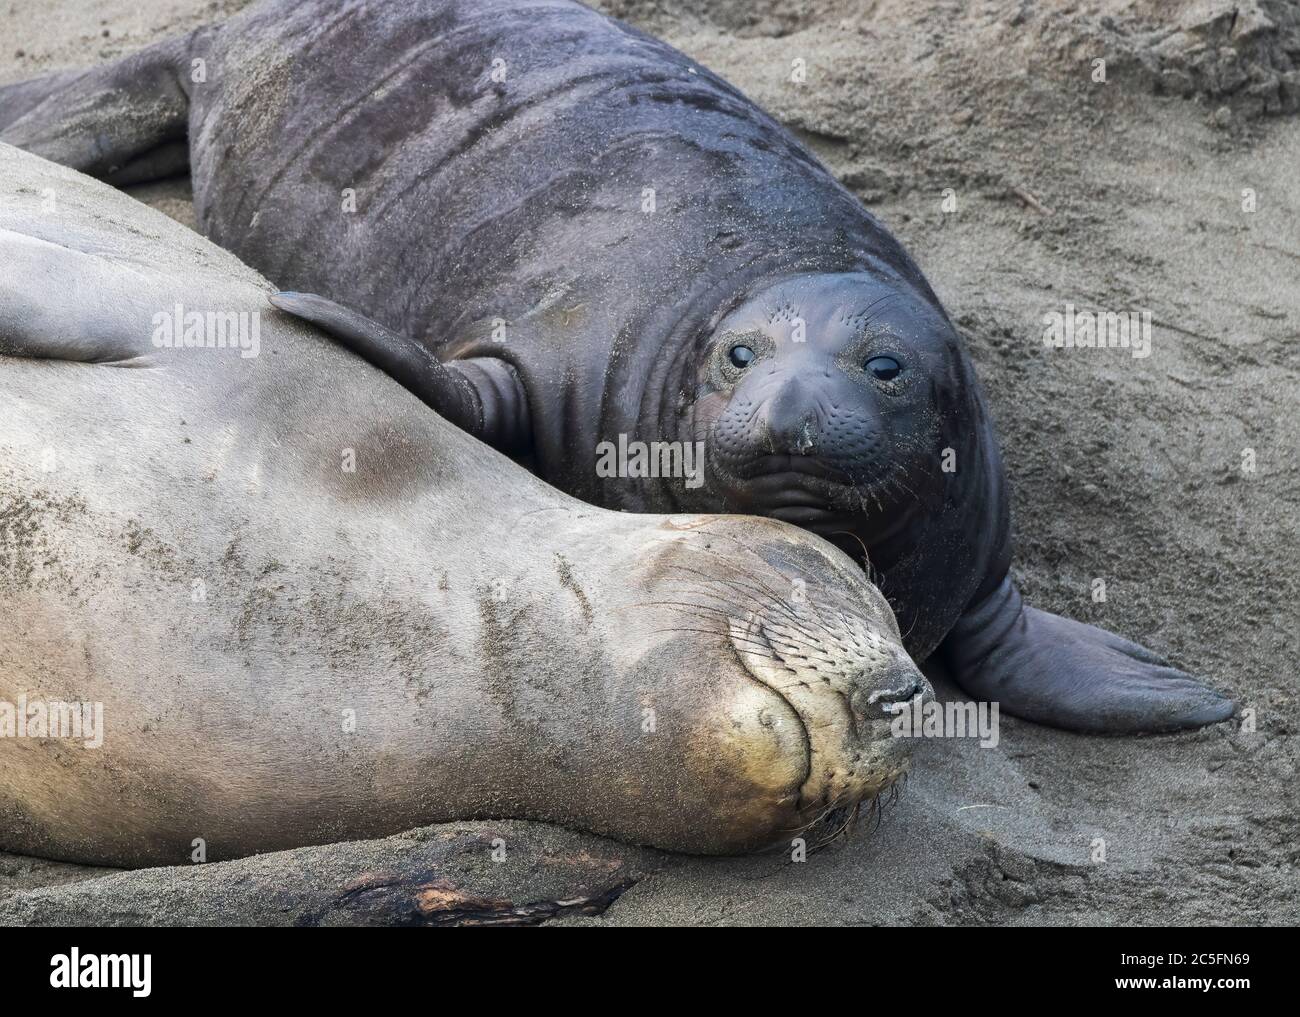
[689,272,963,544]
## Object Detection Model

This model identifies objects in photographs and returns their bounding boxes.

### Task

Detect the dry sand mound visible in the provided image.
[1,0,1296,925]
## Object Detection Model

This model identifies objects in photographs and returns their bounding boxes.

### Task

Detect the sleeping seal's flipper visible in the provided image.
[940,575,1236,734]
[0,34,194,186]
[0,221,188,369]
[269,292,532,455]
[0,228,160,366]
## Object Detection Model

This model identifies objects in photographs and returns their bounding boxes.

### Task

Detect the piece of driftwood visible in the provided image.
[0,822,661,928]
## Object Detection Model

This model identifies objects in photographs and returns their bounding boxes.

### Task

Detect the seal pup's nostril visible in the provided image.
[792,421,815,455]
[756,379,819,455]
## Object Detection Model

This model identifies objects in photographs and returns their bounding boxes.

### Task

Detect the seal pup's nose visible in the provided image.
[757,378,819,454]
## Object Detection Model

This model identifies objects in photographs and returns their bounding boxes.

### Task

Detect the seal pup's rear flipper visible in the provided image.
[270,291,532,454]
[0,69,89,131]
[0,34,194,186]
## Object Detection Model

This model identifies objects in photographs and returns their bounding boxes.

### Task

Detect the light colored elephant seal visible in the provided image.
[0,144,928,867]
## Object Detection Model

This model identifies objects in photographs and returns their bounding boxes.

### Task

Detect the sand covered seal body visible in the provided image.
[0,143,927,866]
[0,0,1233,733]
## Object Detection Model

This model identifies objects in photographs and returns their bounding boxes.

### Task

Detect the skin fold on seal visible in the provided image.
[0,143,929,867]
[0,0,1233,734]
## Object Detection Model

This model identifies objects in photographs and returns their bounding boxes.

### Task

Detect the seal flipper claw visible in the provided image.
[269,292,531,454]
[940,576,1235,734]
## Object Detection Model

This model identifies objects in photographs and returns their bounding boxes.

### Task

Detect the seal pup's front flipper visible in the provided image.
[940,575,1236,734]
[270,291,532,454]
[0,34,194,186]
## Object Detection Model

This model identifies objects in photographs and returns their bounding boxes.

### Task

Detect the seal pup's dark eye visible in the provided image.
[728,345,755,368]
[866,355,902,381]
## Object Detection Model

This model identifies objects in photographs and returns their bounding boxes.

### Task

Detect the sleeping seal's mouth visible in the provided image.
[726,610,932,815]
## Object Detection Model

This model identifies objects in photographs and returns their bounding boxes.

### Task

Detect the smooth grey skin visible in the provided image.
[0,0,1235,734]
[0,144,928,867]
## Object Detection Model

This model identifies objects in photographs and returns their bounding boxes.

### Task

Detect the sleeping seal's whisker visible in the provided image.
[648,625,781,659]
[675,546,808,606]
[661,563,811,627]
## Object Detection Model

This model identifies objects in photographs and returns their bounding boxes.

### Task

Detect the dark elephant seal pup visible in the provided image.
[0,0,1233,733]
[0,144,928,867]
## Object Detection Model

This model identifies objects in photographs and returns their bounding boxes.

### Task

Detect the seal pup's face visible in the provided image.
[690,272,956,543]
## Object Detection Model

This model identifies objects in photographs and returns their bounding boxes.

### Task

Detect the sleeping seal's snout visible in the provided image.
[644,518,931,851]
[724,555,933,822]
